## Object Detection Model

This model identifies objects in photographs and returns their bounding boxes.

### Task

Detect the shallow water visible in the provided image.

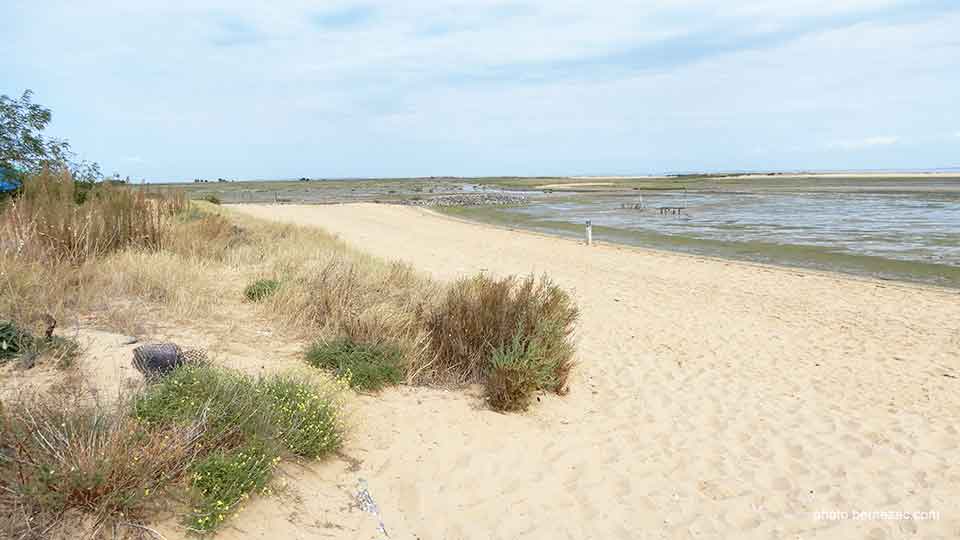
[443,187,960,288]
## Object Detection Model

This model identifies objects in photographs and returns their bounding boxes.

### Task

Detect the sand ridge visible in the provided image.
[176,203,960,539]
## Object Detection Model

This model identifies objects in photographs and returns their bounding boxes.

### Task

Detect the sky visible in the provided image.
[3,0,959,181]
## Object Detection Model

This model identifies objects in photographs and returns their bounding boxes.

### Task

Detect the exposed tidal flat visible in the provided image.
[439,177,960,288]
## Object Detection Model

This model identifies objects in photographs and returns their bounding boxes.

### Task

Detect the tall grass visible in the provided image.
[1,169,186,265]
[0,170,188,327]
[0,392,204,539]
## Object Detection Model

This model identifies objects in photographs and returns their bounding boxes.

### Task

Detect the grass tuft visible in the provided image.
[305,338,404,391]
[244,278,280,302]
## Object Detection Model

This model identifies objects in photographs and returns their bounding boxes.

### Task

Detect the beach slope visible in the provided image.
[229,203,959,539]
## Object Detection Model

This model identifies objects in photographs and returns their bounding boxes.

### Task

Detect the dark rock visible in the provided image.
[132,343,207,379]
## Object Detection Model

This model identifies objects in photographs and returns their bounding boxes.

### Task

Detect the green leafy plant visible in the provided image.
[485,332,540,411]
[0,320,31,361]
[260,375,344,456]
[422,274,578,392]
[187,444,275,533]
[305,338,404,391]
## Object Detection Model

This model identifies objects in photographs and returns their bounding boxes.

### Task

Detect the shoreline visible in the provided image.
[432,204,960,292]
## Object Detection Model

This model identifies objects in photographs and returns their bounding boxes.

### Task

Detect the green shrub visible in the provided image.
[0,320,31,361]
[421,274,578,392]
[486,334,540,411]
[260,376,344,456]
[134,365,344,458]
[305,338,404,391]
[201,193,222,205]
[187,443,275,533]
[244,278,280,302]
[0,320,80,368]
[134,365,260,443]
[130,365,344,533]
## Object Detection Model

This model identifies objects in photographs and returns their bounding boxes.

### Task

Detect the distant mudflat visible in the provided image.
[441,179,960,288]
[225,203,960,540]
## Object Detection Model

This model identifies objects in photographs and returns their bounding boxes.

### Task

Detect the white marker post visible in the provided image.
[585,219,593,246]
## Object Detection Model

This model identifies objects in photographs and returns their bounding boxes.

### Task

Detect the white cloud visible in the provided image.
[829,136,901,150]
[3,1,958,178]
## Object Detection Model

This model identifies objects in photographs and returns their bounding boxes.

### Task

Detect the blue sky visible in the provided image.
[3,0,959,181]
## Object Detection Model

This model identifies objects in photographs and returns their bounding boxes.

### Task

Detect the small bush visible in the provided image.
[260,375,344,456]
[305,338,404,391]
[0,320,80,368]
[421,274,578,391]
[0,320,31,361]
[134,364,345,458]
[244,278,280,302]
[486,335,540,411]
[129,365,345,533]
[187,443,274,533]
[201,193,222,205]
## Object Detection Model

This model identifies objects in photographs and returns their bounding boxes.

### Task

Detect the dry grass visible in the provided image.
[0,173,581,534]
[0,391,204,539]
[1,169,185,265]
[0,171,190,328]
[420,274,579,391]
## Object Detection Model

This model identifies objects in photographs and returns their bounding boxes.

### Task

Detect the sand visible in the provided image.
[213,203,960,539]
[12,201,954,539]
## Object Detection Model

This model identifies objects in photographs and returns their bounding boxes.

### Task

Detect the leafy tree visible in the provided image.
[0,89,100,181]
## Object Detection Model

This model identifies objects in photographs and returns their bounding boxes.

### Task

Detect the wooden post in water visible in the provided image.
[585,219,593,246]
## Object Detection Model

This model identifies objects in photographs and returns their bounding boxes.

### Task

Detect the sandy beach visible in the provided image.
[206,203,959,539]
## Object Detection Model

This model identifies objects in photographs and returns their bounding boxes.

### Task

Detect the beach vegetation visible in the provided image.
[0,364,346,538]
[244,278,280,302]
[305,338,405,391]
[421,274,578,408]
